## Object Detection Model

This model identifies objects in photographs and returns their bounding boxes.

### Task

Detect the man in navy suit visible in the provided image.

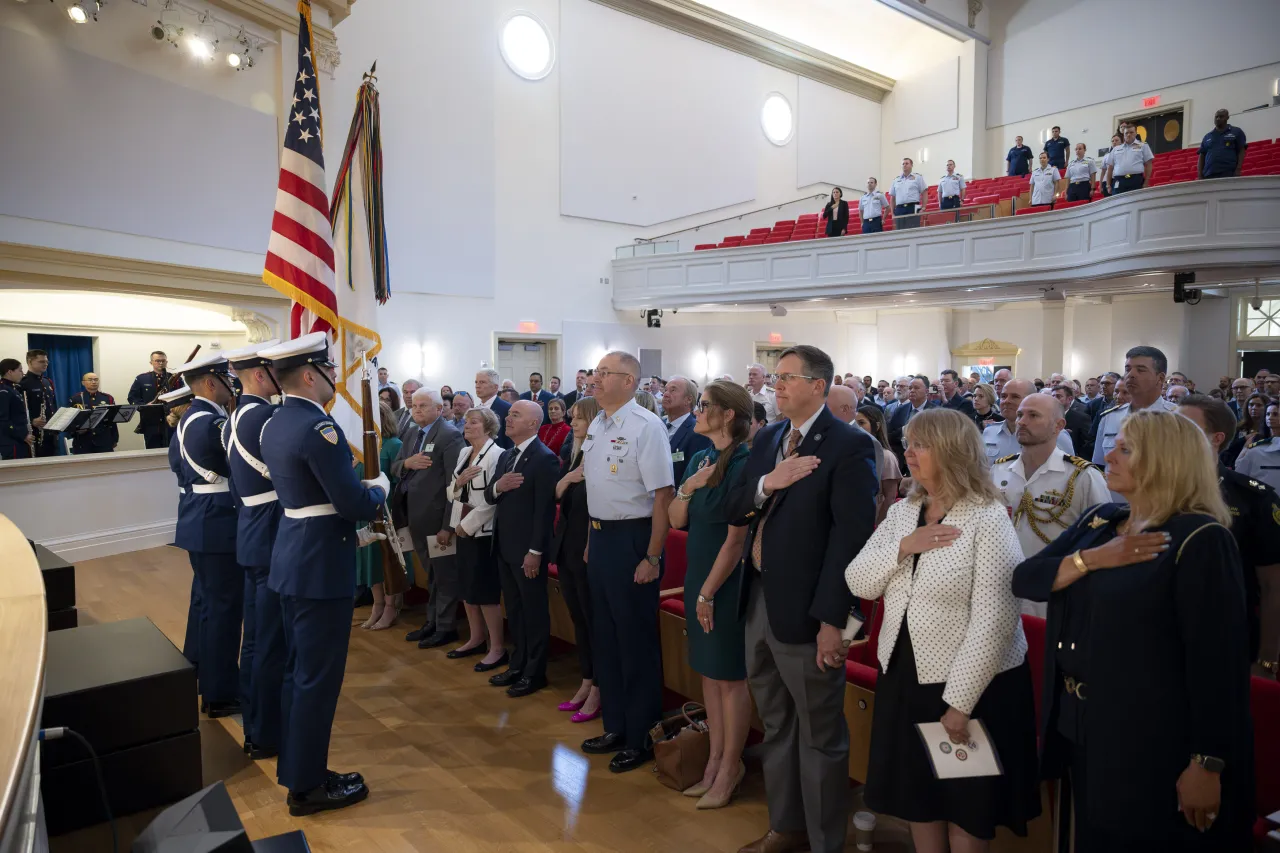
[887,376,939,465]
[726,345,878,853]
[938,368,980,428]
[519,371,556,424]
[662,375,712,485]
[1227,377,1252,421]
[485,400,560,697]
[474,368,514,448]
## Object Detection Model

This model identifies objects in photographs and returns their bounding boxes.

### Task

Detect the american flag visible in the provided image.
[262,0,338,338]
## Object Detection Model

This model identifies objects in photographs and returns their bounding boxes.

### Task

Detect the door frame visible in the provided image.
[1114,100,1190,144]
[491,332,562,386]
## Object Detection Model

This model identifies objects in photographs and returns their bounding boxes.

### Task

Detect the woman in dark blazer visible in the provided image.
[551,397,601,722]
[1012,409,1254,852]
[822,187,849,237]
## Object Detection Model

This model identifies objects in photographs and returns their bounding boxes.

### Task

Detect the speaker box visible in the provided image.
[48,607,78,631]
[33,542,76,612]
[131,783,310,853]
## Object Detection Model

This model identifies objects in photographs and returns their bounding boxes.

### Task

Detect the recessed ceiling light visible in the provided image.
[67,3,88,23]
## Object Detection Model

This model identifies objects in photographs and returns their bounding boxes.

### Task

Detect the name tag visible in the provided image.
[672,451,685,462]
[424,443,435,452]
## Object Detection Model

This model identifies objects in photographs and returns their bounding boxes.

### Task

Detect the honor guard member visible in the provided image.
[1236,400,1280,492]
[578,350,675,773]
[992,394,1109,617]
[888,158,927,229]
[257,333,388,816]
[984,378,1074,464]
[1178,394,1280,667]
[0,358,32,459]
[1043,126,1070,170]
[129,351,175,449]
[1006,134,1033,176]
[1103,125,1154,195]
[172,351,244,718]
[1064,143,1097,202]
[937,160,965,210]
[1029,151,1060,206]
[1092,345,1178,500]
[19,349,58,457]
[158,383,204,676]
[858,177,888,234]
[69,373,119,454]
[1198,108,1247,180]
[221,340,286,761]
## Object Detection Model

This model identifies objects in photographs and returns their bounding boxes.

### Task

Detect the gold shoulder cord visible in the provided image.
[1013,467,1083,545]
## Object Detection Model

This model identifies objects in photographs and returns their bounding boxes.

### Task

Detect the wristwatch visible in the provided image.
[696,594,712,605]
[1260,660,1279,675]
[1192,754,1225,773]
[645,554,661,567]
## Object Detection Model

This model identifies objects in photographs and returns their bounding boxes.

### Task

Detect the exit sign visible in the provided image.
[517,321,538,333]
[1142,95,1161,108]
[768,333,783,344]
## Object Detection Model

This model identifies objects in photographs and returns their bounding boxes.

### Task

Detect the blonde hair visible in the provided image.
[464,406,500,439]
[1118,408,1230,529]
[904,408,1001,504]
[972,382,997,412]
[633,390,659,414]
[570,397,602,462]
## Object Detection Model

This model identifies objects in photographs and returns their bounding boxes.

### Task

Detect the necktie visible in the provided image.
[751,429,803,570]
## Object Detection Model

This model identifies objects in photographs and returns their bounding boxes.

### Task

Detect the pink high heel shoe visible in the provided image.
[571,709,601,723]
[558,700,584,712]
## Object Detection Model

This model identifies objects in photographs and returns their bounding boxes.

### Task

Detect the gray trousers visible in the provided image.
[418,545,460,632]
[745,582,850,853]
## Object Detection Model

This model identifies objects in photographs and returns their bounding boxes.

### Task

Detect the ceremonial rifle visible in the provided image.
[361,354,408,595]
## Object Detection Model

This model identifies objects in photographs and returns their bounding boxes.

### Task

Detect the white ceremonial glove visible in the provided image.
[357,527,387,548]
[361,471,391,498]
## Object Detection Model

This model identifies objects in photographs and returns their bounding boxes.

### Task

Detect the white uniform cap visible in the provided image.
[256,332,335,371]
[157,384,194,404]
[223,339,283,370]
[172,350,230,378]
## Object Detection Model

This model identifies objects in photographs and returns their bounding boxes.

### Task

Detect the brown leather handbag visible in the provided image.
[649,702,710,791]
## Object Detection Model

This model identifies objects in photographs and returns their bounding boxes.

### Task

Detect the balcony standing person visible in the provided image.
[821,187,849,237]
[1064,143,1097,202]
[1104,126,1154,195]
[1043,126,1070,170]
[1198,108,1248,180]
[859,177,888,234]
[1006,135,1033,177]
[937,160,965,211]
[889,158,927,230]
[1029,151,1061,207]
[1099,133,1122,198]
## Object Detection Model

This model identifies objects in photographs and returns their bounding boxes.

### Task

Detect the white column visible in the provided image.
[1040,300,1066,377]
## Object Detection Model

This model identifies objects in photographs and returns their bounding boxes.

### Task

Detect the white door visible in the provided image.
[497,340,548,392]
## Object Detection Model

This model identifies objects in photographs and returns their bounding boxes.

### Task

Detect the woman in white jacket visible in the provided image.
[440,406,508,672]
[845,408,1040,852]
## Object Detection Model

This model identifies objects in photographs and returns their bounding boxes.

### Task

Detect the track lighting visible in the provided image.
[66,3,88,23]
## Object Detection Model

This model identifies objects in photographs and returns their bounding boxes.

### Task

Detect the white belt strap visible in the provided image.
[284,503,337,518]
[229,402,272,480]
[241,490,278,507]
[177,411,226,485]
[192,482,231,494]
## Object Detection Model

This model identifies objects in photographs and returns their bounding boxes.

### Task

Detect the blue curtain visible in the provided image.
[28,333,94,456]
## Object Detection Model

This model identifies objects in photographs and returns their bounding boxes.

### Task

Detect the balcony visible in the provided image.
[610,177,1280,310]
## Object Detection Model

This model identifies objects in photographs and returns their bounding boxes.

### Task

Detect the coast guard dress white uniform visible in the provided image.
[983,421,1073,464]
[1236,437,1280,492]
[992,448,1111,616]
[258,333,387,812]
[1091,397,1179,501]
[171,353,243,714]
[1029,164,1060,206]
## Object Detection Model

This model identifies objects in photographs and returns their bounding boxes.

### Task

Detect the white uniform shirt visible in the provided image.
[889,173,927,206]
[1030,166,1061,205]
[983,421,1073,464]
[1065,157,1097,184]
[1110,141,1154,177]
[992,447,1111,559]
[1091,397,1179,501]
[938,172,966,199]
[582,398,675,520]
[1236,439,1280,492]
[859,191,888,219]
[749,386,780,423]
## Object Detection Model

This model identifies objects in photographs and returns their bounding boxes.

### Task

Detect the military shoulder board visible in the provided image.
[995,453,1019,464]
[1066,455,1102,471]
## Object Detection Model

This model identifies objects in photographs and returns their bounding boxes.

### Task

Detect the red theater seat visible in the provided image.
[1253,676,1280,844]
[662,529,688,592]
[1015,204,1051,216]
[1054,199,1090,210]
[693,243,717,251]
[1021,614,1046,731]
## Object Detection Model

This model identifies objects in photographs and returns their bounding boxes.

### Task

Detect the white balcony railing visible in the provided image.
[611,177,1280,309]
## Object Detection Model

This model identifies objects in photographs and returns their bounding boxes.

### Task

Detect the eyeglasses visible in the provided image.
[594,369,633,380]
[775,372,818,384]
[696,400,714,412]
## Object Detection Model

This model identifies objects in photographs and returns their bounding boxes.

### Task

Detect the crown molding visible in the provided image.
[587,0,895,102]
[203,0,356,46]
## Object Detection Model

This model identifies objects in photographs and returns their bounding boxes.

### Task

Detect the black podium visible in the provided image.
[32,541,77,630]
[42,618,202,835]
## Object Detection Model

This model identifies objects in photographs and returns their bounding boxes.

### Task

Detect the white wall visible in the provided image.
[797,77,881,192]
[891,56,959,143]
[879,38,979,180]
[987,0,1280,128]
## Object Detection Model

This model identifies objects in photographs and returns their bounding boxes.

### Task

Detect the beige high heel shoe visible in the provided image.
[359,602,385,629]
[370,593,402,630]
[695,761,745,810]
[682,760,721,798]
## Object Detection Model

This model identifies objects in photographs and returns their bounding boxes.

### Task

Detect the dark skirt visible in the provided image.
[864,627,1042,840]
[458,535,500,606]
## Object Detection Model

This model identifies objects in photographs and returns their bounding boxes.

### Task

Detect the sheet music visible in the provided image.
[85,408,111,429]
[111,405,138,423]
[915,719,1003,779]
[43,407,83,433]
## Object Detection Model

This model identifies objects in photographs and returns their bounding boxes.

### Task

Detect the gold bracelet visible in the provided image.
[1071,550,1091,575]
[1260,660,1279,674]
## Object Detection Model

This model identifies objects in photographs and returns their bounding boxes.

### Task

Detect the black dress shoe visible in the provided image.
[206,701,241,719]
[248,744,279,760]
[287,776,369,817]
[404,624,435,643]
[243,740,252,755]
[609,748,653,773]
[473,651,509,673]
[581,732,625,755]
[200,700,209,714]
[328,769,364,786]
[506,676,547,698]
[446,644,486,659]
[488,668,523,687]
[418,629,458,649]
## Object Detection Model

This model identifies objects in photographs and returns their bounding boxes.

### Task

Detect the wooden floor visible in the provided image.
[51,545,913,853]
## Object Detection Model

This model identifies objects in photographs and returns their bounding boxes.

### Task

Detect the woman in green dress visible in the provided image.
[354,401,409,630]
[667,379,753,810]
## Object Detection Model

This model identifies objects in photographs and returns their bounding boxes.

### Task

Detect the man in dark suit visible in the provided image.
[727,345,878,853]
[562,369,588,411]
[1052,384,1094,460]
[483,400,559,697]
[392,387,465,648]
[887,376,938,466]
[519,371,556,424]
[938,368,980,428]
[474,368,513,448]
[1086,372,1120,421]
[1227,377,1252,421]
[662,375,712,485]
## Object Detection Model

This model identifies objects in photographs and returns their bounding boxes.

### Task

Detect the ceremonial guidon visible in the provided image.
[171,351,244,719]
[220,340,287,761]
[257,332,387,817]
[159,383,200,671]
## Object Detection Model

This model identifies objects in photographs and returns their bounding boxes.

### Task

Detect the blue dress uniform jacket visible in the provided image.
[69,390,119,453]
[19,372,58,456]
[261,396,384,600]
[174,398,237,554]
[0,378,30,459]
[169,429,201,667]
[222,395,282,568]
[129,370,174,448]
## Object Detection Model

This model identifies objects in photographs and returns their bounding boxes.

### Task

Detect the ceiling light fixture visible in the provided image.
[67,3,88,23]
[225,51,240,67]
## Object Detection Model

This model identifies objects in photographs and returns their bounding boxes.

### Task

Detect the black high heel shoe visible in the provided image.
[474,651,510,673]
